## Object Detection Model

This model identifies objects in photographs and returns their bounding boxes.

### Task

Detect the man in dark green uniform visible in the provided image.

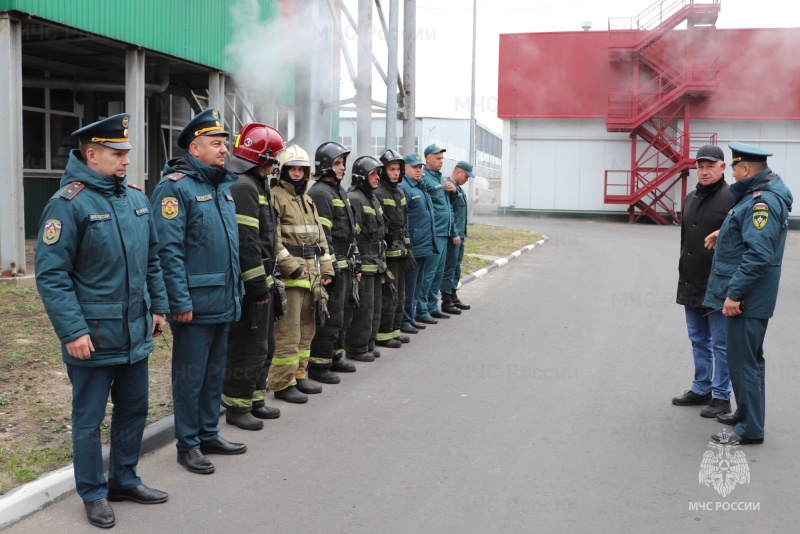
[705,142,792,445]
[441,161,472,314]
[36,114,169,528]
[152,108,247,474]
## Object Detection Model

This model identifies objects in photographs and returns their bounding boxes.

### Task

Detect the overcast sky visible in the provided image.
[338,0,796,133]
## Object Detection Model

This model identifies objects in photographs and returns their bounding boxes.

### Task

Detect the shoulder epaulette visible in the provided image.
[128,183,144,192]
[58,181,85,201]
[167,172,186,182]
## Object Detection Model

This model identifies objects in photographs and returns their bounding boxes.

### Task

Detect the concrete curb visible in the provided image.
[0,415,176,530]
[458,236,548,287]
[0,238,549,529]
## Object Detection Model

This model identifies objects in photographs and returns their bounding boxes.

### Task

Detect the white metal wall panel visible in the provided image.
[504,118,800,215]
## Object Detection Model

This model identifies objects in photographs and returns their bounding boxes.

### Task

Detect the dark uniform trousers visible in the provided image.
[344,273,382,354]
[378,257,405,340]
[441,239,465,295]
[310,267,352,369]
[223,296,275,412]
[66,359,148,502]
[727,316,768,439]
[171,322,229,451]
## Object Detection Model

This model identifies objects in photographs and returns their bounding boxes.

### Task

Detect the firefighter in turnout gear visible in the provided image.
[268,145,335,403]
[375,149,411,348]
[306,142,360,383]
[344,156,387,362]
[222,123,284,430]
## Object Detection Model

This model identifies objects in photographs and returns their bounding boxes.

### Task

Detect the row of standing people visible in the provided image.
[33,109,474,529]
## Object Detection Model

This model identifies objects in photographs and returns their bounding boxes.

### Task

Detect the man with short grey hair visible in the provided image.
[672,144,733,419]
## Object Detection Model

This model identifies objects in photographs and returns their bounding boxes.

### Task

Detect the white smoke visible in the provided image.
[224,0,327,119]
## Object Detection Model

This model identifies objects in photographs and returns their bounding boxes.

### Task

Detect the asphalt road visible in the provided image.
[7,216,800,533]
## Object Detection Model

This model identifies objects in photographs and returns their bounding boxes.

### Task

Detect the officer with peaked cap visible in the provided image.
[151,108,247,474]
[36,114,170,528]
[704,142,793,445]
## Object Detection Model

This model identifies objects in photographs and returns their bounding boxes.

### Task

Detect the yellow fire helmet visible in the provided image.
[278,144,311,181]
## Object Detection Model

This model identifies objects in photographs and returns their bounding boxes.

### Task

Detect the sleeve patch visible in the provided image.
[753,210,769,230]
[161,197,179,219]
[42,219,62,245]
[753,202,768,211]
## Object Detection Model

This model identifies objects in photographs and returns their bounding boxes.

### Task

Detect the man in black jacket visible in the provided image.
[672,144,734,418]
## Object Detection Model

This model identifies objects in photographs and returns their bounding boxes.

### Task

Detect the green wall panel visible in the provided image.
[0,0,278,70]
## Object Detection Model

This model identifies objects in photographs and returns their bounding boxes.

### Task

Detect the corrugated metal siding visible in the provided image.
[0,0,278,70]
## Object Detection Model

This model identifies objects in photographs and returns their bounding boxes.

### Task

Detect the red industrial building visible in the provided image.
[498,0,800,223]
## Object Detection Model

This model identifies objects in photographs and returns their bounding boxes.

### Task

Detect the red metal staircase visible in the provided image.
[604,0,721,224]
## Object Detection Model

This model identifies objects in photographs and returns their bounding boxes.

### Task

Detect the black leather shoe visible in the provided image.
[416,315,437,325]
[671,390,711,406]
[200,436,247,455]
[441,302,462,315]
[251,403,280,419]
[347,351,374,362]
[430,310,450,319]
[410,321,426,329]
[400,325,418,334]
[108,484,168,504]
[177,449,215,474]
[700,399,731,418]
[712,430,763,445]
[295,378,322,394]
[84,498,115,528]
[331,359,357,372]
[397,335,411,343]
[716,413,738,426]
[308,368,341,384]
[274,386,308,403]
[377,339,402,348]
[225,410,264,430]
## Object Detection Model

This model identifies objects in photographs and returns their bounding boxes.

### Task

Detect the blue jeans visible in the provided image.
[403,256,427,325]
[684,306,731,400]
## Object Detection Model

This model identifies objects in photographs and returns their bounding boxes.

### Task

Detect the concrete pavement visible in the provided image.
[5,216,800,533]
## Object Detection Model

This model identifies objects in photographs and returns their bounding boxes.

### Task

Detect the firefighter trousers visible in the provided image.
[222,296,274,412]
[309,268,351,370]
[268,286,315,392]
[343,273,382,354]
[378,257,405,341]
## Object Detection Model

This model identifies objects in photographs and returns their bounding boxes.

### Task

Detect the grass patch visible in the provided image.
[459,223,542,274]
[0,444,74,493]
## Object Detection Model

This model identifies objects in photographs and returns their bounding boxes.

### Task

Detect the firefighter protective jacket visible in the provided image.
[306,178,358,273]
[375,180,409,259]
[271,178,335,288]
[348,184,386,275]
[229,168,279,302]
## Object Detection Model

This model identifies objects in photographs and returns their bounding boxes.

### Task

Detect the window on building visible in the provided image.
[338,136,353,150]
[22,84,81,172]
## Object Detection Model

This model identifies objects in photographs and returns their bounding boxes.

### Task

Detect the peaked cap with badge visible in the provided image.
[728,141,773,165]
[177,108,229,149]
[72,113,132,150]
